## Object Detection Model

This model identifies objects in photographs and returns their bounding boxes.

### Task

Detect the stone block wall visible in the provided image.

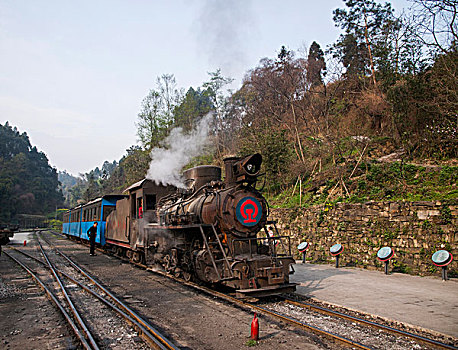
[270,201,457,277]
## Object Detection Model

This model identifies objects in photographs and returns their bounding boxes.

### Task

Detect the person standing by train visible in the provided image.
[87,222,98,256]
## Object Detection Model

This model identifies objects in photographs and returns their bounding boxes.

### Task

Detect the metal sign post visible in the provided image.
[377,247,394,275]
[330,244,343,268]
[297,242,309,263]
[432,250,453,281]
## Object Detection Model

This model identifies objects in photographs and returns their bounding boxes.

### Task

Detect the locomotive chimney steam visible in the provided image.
[146,113,213,188]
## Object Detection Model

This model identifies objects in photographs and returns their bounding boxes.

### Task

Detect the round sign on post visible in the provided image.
[432,250,453,267]
[377,247,394,275]
[377,247,394,261]
[298,242,309,264]
[432,250,453,281]
[298,242,309,252]
[330,244,343,256]
[330,244,343,268]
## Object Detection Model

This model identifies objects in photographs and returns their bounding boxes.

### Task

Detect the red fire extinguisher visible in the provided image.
[251,312,259,341]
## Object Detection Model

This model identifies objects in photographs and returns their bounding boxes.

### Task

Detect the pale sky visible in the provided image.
[0,0,410,176]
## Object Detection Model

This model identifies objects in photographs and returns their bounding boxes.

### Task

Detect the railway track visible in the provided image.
[5,232,177,350]
[280,296,458,350]
[157,274,457,350]
[48,230,458,350]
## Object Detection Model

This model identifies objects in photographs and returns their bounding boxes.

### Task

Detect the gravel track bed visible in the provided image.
[262,301,443,350]
[6,235,150,350]
[1,244,75,349]
[287,295,458,348]
[37,234,151,350]
[43,231,335,349]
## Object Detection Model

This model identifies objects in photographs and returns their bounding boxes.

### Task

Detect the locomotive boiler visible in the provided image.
[147,154,296,297]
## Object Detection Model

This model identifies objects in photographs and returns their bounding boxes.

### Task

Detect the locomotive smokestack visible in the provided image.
[224,154,262,185]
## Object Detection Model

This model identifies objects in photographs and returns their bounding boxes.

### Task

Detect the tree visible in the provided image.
[202,69,235,156]
[238,48,311,168]
[156,74,184,123]
[173,87,213,131]
[307,41,326,87]
[409,0,458,55]
[136,90,166,150]
[332,0,397,86]
[0,122,63,222]
[136,74,184,150]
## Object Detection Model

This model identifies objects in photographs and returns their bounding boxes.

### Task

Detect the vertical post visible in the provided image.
[299,177,302,207]
[335,255,340,268]
[442,266,448,281]
[302,251,306,263]
[384,261,389,275]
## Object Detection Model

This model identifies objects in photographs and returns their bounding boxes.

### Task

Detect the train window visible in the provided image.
[131,194,137,218]
[145,194,156,210]
[103,206,115,221]
[137,197,143,218]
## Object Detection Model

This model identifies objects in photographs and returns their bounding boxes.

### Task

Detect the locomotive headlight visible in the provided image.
[240,153,262,176]
[246,163,256,174]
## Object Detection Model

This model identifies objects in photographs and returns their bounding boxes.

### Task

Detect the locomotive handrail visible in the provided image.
[210,224,234,278]
[231,236,293,259]
[199,225,222,281]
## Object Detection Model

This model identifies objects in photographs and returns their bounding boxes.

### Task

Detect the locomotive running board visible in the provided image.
[236,283,298,298]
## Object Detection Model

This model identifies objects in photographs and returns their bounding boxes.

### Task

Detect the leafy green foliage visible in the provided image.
[173,87,213,132]
[0,122,64,222]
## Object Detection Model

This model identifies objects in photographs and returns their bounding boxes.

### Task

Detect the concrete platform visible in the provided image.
[291,262,458,338]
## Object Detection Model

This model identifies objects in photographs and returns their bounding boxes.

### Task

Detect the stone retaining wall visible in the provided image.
[270,201,457,277]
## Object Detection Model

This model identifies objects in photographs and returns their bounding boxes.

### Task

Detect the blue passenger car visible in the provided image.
[62,210,71,234]
[63,195,126,246]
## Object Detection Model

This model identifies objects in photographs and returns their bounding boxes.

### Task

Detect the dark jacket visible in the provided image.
[87,226,97,240]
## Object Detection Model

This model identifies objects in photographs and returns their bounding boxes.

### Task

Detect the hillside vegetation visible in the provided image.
[63,0,457,208]
[0,122,64,222]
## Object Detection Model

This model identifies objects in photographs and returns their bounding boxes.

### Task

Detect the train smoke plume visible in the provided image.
[146,113,213,188]
[195,0,253,77]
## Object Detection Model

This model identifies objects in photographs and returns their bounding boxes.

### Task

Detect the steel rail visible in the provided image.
[282,297,458,350]
[148,276,373,350]
[3,250,92,350]
[54,229,457,350]
[36,238,100,350]
[38,232,178,350]
[9,246,173,350]
[57,236,372,349]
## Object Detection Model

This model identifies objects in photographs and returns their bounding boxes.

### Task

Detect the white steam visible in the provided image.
[195,0,254,77]
[146,113,213,188]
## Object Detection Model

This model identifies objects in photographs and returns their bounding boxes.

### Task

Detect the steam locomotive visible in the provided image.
[63,154,296,297]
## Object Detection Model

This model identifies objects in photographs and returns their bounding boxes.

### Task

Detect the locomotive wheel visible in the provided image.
[163,255,173,273]
[116,247,124,257]
[133,251,141,263]
[183,271,192,282]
